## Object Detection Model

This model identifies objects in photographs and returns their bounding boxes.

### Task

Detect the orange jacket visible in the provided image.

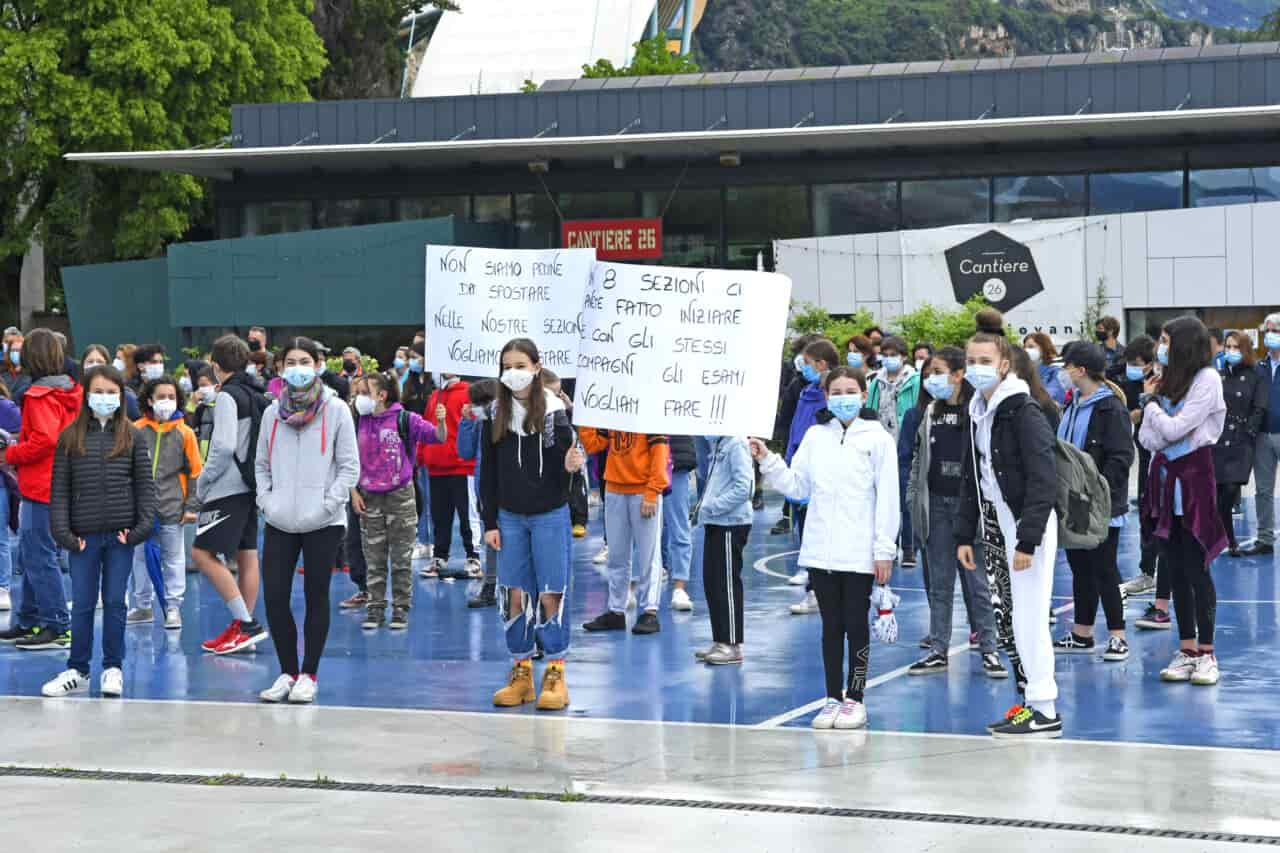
[578,428,670,502]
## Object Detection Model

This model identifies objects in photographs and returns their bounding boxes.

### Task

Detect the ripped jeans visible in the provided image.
[497,505,572,660]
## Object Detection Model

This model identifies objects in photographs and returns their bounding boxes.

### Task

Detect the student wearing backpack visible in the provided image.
[350,372,446,630]
[256,338,360,704]
[1052,343,1134,663]
[955,309,1062,739]
[1139,316,1227,686]
[192,335,269,656]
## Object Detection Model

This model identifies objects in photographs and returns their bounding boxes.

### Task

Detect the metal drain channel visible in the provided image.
[4,765,1277,846]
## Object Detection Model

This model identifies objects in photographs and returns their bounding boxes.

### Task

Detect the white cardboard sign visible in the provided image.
[425,245,596,377]
[572,261,792,436]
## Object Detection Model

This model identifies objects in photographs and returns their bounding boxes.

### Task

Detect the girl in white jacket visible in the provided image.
[751,367,899,731]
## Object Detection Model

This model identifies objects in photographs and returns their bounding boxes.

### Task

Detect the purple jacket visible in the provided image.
[356,403,439,494]
[1142,446,1227,566]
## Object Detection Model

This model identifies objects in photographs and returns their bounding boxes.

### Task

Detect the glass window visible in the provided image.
[993,175,1086,222]
[642,188,722,267]
[901,178,990,229]
[1190,167,1280,207]
[725,185,809,269]
[400,196,469,222]
[472,194,513,223]
[242,201,312,236]
[1088,171,1183,215]
[514,193,558,249]
[558,191,638,220]
[316,198,394,229]
[812,182,898,236]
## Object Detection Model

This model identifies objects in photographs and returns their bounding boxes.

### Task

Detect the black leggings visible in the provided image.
[1216,483,1241,550]
[1066,527,1124,631]
[262,524,344,676]
[1158,516,1216,646]
[809,569,873,702]
[430,474,477,560]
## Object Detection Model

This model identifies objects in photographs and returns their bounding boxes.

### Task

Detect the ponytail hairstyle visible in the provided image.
[60,364,134,459]
[925,345,973,409]
[359,371,400,405]
[802,338,840,371]
[1159,315,1212,405]
[492,337,547,443]
[967,307,1013,380]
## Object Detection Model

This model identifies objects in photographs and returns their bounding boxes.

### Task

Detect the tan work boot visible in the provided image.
[493,661,535,707]
[535,663,569,711]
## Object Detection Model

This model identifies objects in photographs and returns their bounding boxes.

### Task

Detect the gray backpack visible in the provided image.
[1054,438,1111,551]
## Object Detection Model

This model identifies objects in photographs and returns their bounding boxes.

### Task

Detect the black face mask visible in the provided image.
[248,339,262,352]
[1095,330,1109,343]
[342,360,358,374]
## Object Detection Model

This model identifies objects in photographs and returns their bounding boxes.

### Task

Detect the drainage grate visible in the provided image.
[5,765,1277,846]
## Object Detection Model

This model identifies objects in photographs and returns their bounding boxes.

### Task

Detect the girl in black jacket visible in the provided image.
[1215,331,1269,557]
[42,365,157,698]
[1053,343,1135,662]
[954,309,1061,739]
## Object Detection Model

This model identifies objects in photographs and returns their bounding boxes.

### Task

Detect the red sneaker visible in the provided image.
[212,622,268,655]
[202,620,241,653]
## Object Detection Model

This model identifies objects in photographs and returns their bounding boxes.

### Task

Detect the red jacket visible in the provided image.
[6,381,83,503]
[419,381,475,476]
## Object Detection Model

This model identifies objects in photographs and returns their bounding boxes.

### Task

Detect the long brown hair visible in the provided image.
[24,328,64,380]
[60,365,134,458]
[492,338,547,444]
[1022,331,1058,363]
[1225,330,1256,369]
[1010,346,1057,414]
[1160,315,1211,405]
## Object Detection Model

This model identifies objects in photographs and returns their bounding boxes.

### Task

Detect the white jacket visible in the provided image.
[760,416,900,574]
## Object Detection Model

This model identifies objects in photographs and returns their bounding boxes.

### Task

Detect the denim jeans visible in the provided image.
[415,467,433,546]
[15,499,68,632]
[130,522,186,610]
[497,505,571,658]
[605,492,662,613]
[662,470,694,583]
[0,479,11,589]
[926,493,998,656]
[69,533,134,675]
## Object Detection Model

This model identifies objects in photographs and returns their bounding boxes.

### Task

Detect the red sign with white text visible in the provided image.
[562,218,663,260]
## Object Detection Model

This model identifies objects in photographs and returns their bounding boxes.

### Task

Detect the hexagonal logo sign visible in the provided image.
[943,229,1044,312]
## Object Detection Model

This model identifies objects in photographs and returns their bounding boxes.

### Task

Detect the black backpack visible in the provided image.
[221,378,271,491]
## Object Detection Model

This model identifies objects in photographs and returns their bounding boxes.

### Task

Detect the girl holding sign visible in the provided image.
[750,366,899,731]
[481,338,583,712]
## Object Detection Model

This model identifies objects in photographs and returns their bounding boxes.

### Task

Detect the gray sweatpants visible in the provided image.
[605,492,662,613]
[1255,433,1280,547]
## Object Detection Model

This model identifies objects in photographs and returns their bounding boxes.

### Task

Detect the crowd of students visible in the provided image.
[0,308,1274,738]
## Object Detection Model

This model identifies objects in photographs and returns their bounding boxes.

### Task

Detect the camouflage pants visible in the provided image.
[359,484,417,613]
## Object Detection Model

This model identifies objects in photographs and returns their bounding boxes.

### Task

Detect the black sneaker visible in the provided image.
[769,518,790,536]
[16,626,70,651]
[1053,633,1094,654]
[982,653,1008,679]
[991,707,1063,739]
[582,611,626,632]
[532,639,545,660]
[468,583,497,609]
[907,652,948,676]
[1241,542,1274,557]
[632,612,661,635]
[986,704,1025,732]
[1102,636,1129,662]
[0,624,37,643]
[917,636,932,649]
[901,554,917,569]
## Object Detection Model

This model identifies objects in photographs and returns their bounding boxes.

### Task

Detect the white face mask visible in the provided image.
[793,354,806,372]
[178,376,192,394]
[152,399,177,421]
[112,358,126,372]
[354,395,376,416]
[500,368,535,393]
[1026,346,1041,364]
[197,386,216,402]
[142,363,164,381]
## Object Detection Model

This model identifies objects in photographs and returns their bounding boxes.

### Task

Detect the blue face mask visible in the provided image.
[88,393,120,418]
[393,357,407,370]
[245,364,257,377]
[882,355,903,374]
[827,393,863,422]
[965,363,1000,392]
[1156,343,1169,366]
[1266,331,1280,351]
[800,362,820,384]
[1125,364,1145,382]
[283,365,316,389]
[923,374,953,401]
[846,352,863,369]
[7,350,18,366]
[1225,350,1243,366]
[409,359,424,375]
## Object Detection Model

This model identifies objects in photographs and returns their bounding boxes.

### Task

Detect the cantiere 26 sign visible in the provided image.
[562,218,663,260]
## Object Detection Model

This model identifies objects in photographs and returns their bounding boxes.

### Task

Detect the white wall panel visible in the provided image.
[1173,256,1226,307]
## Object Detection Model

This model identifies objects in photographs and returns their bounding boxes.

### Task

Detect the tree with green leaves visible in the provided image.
[892,295,1009,349]
[582,35,700,78]
[1,0,327,316]
[309,0,456,100]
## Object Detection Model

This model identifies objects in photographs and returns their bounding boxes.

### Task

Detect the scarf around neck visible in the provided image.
[278,379,325,428]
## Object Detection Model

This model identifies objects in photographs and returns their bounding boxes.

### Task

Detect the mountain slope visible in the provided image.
[1153,0,1278,29]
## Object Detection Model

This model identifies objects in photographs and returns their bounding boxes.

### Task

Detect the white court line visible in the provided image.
[753,549,799,580]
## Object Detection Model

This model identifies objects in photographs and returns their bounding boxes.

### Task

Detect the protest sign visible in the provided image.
[425,245,596,377]
[573,261,792,437]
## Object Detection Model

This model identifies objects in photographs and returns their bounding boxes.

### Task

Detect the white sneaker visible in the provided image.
[834,698,868,730]
[671,588,693,612]
[259,674,296,703]
[1121,573,1156,596]
[411,543,430,560]
[164,607,182,630]
[100,667,123,697]
[1160,651,1198,682]
[1190,654,1220,686]
[626,589,637,610]
[790,590,819,615]
[788,569,809,586]
[0,587,10,611]
[592,546,609,565]
[289,673,318,704]
[42,669,87,698]
[811,698,840,730]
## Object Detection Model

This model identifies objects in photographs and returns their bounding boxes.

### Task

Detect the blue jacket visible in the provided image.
[457,416,482,476]
[1262,358,1280,434]
[1037,363,1069,407]
[787,382,826,462]
[695,436,754,528]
